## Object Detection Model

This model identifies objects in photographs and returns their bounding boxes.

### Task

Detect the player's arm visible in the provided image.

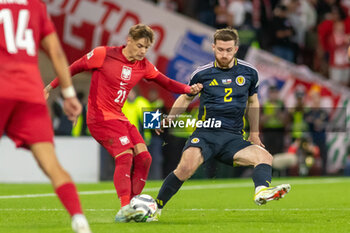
[155,94,195,135]
[144,61,202,95]
[168,94,195,120]
[44,46,106,95]
[152,73,202,95]
[246,93,264,147]
[41,32,82,121]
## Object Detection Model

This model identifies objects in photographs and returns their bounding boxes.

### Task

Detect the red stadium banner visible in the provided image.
[43,0,215,106]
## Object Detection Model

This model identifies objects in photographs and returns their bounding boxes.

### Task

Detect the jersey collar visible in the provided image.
[214,58,237,69]
[118,45,134,64]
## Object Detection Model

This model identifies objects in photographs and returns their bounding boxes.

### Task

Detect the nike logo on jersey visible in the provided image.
[209,79,219,86]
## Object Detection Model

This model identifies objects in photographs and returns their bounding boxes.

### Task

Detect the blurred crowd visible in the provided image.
[50,0,350,179]
[144,0,350,87]
[51,82,344,179]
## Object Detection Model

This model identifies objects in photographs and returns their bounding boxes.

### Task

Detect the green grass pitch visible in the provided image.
[1,177,350,233]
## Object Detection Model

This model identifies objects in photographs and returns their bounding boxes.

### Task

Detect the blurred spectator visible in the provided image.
[316,0,338,23]
[270,4,298,62]
[287,86,309,141]
[317,5,350,80]
[287,136,322,176]
[272,152,298,176]
[344,154,350,176]
[52,94,73,135]
[214,0,229,28]
[272,135,321,176]
[252,0,279,49]
[261,85,287,155]
[288,0,317,65]
[195,0,217,27]
[51,94,65,134]
[71,92,89,137]
[231,1,256,58]
[329,13,350,85]
[122,87,152,145]
[52,91,87,136]
[305,85,329,175]
[227,0,249,29]
[341,0,350,16]
[157,0,179,12]
[148,88,165,180]
[181,0,198,18]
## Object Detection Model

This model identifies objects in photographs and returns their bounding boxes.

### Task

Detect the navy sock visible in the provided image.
[156,172,184,209]
[252,163,272,188]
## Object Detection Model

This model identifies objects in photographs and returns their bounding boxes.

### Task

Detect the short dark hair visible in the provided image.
[214,27,239,46]
[128,24,154,44]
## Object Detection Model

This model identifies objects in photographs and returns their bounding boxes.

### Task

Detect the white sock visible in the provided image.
[72,214,90,232]
[72,214,86,220]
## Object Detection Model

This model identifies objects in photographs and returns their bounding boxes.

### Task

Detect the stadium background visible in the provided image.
[1,0,350,182]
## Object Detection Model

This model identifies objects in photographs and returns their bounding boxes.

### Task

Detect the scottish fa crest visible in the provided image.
[143,110,162,129]
[235,76,245,86]
[121,66,132,80]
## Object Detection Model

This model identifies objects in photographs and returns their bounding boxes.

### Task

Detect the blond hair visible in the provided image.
[128,24,154,44]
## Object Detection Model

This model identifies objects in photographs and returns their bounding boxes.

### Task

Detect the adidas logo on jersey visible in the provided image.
[209,79,219,86]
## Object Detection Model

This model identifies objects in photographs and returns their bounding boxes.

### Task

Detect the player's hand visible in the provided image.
[43,85,52,100]
[155,117,169,135]
[155,128,163,135]
[63,97,82,122]
[190,83,203,95]
[248,133,265,148]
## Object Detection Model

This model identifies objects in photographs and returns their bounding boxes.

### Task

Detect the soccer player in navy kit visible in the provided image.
[151,28,291,221]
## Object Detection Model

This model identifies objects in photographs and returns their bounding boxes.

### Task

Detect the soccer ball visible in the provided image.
[130,194,158,222]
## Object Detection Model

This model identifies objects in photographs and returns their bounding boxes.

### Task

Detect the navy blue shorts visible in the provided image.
[182,129,252,166]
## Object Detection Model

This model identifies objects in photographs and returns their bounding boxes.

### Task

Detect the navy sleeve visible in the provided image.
[248,69,259,96]
[186,72,201,97]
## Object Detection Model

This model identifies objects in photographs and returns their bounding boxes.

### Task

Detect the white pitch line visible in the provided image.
[1,208,350,212]
[0,177,349,199]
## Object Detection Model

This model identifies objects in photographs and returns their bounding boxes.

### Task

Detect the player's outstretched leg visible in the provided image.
[148,147,202,222]
[235,145,291,206]
[147,172,184,222]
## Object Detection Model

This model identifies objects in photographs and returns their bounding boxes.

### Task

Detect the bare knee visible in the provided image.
[234,145,273,167]
[174,164,196,181]
[174,147,203,181]
[257,151,273,166]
